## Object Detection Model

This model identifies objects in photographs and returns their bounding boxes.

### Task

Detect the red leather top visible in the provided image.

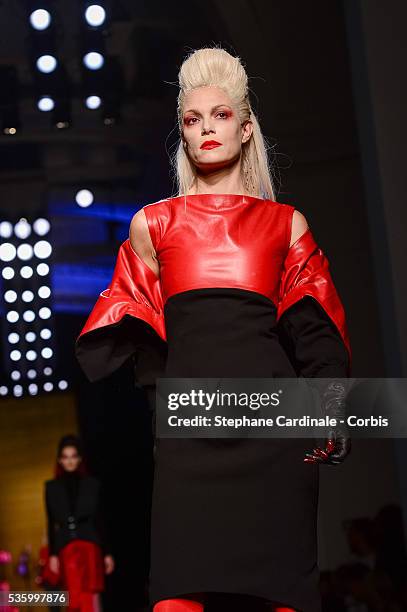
[77,193,351,364]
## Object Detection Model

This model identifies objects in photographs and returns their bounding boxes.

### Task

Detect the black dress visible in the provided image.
[146,291,349,612]
[75,194,351,612]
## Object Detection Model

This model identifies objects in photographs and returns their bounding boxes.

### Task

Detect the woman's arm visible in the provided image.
[129,209,160,278]
[44,484,57,556]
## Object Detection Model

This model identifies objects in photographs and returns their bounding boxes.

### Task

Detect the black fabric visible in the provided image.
[146,287,350,612]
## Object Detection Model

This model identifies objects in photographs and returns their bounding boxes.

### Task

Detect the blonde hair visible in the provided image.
[171,46,276,200]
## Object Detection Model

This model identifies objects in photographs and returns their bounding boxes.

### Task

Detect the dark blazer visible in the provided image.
[45,475,110,556]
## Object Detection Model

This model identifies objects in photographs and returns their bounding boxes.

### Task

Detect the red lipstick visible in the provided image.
[200,140,222,150]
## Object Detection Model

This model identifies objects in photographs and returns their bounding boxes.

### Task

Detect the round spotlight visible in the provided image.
[38,96,55,112]
[10,349,22,361]
[36,55,57,74]
[58,380,68,390]
[41,347,53,359]
[23,310,35,322]
[11,371,21,381]
[39,307,51,319]
[75,189,94,208]
[7,311,19,323]
[25,331,36,342]
[43,366,53,375]
[17,243,34,261]
[27,369,37,379]
[40,328,52,340]
[20,266,33,278]
[83,52,104,70]
[14,219,31,239]
[29,9,51,30]
[22,290,34,303]
[0,243,17,262]
[26,350,37,361]
[33,218,50,236]
[37,263,49,276]
[2,266,15,280]
[0,386,8,396]
[34,240,52,259]
[85,95,102,110]
[28,383,38,395]
[44,382,53,392]
[85,5,106,27]
[13,385,23,397]
[4,290,17,303]
[0,221,13,238]
[8,332,19,344]
[38,286,51,299]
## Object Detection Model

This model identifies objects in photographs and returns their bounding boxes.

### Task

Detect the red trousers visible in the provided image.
[59,539,105,612]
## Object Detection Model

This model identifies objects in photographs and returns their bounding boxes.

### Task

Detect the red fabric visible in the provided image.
[276,227,351,368]
[153,599,204,612]
[59,540,104,610]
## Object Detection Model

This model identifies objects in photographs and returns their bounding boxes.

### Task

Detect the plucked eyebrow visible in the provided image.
[184,104,232,115]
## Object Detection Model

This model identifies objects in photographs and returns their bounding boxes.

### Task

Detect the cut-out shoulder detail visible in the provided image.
[129,209,160,277]
[289,209,309,247]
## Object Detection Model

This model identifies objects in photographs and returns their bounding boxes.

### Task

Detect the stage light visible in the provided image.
[85,95,102,109]
[26,350,37,361]
[83,52,104,70]
[28,384,38,395]
[27,370,37,379]
[44,382,53,392]
[4,290,17,303]
[14,219,31,239]
[20,266,34,278]
[40,328,52,340]
[8,333,19,344]
[11,371,21,381]
[17,244,34,261]
[25,332,36,342]
[10,350,21,362]
[33,240,52,259]
[13,385,23,397]
[38,96,55,112]
[22,290,35,303]
[6,311,19,323]
[37,263,49,276]
[38,286,51,298]
[29,9,51,31]
[0,221,13,238]
[0,386,8,396]
[58,380,68,390]
[39,306,51,319]
[2,267,14,280]
[36,54,58,74]
[41,347,53,359]
[43,367,52,375]
[85,5,106,27]
[33,218,50,236]
[0,243,16,262]
[23,310,35,323]
[75,189,94,208]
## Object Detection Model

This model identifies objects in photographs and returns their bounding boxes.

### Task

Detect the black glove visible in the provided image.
[304,379,351,465]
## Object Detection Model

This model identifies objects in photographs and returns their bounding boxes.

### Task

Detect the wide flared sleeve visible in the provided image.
[276,227,351,372]
[75,238,167,383]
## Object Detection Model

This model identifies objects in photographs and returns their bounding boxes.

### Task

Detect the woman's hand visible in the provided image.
[48,555,60,574]
[304,380,352,465]
[104,554,115,575]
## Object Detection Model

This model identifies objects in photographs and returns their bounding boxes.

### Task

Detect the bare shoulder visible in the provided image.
[289,209,309,247]
[129,208,156,258]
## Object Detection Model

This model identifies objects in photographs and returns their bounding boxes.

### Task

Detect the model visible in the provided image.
[75,47,351,612]
[44,434,115,612]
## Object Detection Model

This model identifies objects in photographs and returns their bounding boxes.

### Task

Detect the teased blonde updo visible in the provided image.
[172,46,276,200]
